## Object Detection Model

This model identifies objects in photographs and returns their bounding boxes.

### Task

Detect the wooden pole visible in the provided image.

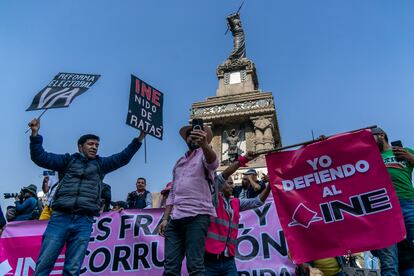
[144,137,147,164]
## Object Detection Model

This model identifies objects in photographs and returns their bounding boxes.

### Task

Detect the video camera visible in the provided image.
[4,190,23,200]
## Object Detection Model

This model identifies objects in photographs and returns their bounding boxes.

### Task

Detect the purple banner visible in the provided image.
[0,198,294,275]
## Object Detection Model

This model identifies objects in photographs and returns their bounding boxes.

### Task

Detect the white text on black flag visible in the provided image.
[26,72,100,111]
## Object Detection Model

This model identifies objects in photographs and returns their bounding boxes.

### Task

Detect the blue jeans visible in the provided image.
[205,257,237,276]
[164,214,210,276]
[34,211,94,276]
[377,200,414,276]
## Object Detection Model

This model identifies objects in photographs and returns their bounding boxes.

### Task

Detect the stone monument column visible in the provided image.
[188,12,282,180]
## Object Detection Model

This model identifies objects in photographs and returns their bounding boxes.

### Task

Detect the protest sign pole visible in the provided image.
[37,108,48,120]
[256,125,377,156]
[144,137,147,163]
[24,108,49,134]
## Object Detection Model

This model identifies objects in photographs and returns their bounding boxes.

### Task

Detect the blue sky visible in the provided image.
[1,1,413,208]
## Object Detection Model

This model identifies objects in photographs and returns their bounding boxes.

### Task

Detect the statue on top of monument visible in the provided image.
[226,12,246,61]
[223,128,244,163]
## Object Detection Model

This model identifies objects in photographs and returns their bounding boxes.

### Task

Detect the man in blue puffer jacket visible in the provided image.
[28,118,146,276]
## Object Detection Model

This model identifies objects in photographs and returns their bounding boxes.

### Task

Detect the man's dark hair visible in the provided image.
[137,177,146,184]
[78,134,100,146]
[372,127,389,143]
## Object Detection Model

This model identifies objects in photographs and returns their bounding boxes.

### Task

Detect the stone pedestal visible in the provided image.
[216,58,258,96]
[189,57,282,182]
[191,91,281,171]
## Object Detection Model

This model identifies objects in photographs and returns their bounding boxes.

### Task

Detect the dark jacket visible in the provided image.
[398,239,414,270]
[30,135,142,216]
[0,206,6,227]
[101,183,112,212]
[126,190,150,209]
[14,197,37,221]
[233,180,266,199]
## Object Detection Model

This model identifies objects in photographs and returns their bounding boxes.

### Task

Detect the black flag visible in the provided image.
[126,74,164,140]
[26,72,100,111]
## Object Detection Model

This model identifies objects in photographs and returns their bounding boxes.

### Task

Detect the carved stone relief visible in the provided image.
[252,116,274,151]
[191,98,273,117]
[221,127,246,165]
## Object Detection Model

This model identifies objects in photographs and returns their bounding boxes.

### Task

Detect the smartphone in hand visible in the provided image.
[192,118,204,131]
[391,140,403,148]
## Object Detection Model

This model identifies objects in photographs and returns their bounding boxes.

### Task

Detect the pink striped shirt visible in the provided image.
[166,148,218,219]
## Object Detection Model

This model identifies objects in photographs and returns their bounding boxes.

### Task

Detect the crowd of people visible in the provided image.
[0,120,413,276]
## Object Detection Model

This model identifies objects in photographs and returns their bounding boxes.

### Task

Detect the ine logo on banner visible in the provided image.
[288,203,323,228]
[0,259,12,275]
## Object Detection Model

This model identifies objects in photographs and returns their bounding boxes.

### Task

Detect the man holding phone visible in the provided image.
[159,119,218,276]
[372,127,414,275]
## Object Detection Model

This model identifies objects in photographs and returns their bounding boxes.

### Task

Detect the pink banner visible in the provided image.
[265,130,406,264]
[0,199,294,275]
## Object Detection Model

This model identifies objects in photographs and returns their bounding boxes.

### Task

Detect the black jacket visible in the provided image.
[30,135,142,216]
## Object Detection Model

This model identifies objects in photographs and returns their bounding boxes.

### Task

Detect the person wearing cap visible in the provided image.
[204,151,272,276]
[158,182,172,208]
[371,127,414,276]
[28,118,146,276]
[159,123,218,276]
[233,168,267,199]
[14,184,38,221]
[126,177,152,209]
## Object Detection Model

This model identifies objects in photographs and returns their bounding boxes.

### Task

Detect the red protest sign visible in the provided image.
[265,130,406,263]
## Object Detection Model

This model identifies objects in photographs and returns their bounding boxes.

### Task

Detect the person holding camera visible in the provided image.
[14,184,38,221]
[126,177,152,209]
[371,127,414,275]
[233,169,267,199]
[159,120,218,276]
[28,118,146,276]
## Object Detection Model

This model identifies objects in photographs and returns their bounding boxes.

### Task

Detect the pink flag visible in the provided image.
[265,129,406,263]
